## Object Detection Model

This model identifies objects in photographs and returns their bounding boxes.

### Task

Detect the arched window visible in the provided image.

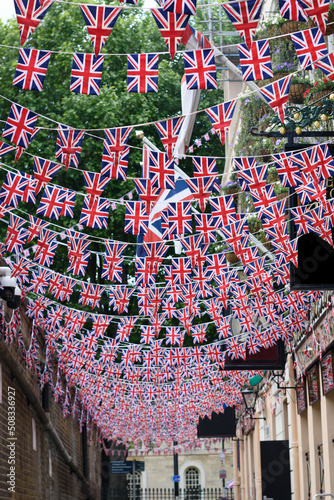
[185,467,200,499]
[127,471,141,499]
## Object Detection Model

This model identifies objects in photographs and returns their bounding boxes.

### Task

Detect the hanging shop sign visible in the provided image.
[321,349,334,395]
[296,377,307,414]
[307,364,320,405]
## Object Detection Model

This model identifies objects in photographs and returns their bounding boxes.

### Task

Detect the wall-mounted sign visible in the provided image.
[296,378,307,414]
[307,364,320,405]
[321,350,334,395]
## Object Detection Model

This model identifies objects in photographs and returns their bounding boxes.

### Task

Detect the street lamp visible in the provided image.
[242,388,258,415]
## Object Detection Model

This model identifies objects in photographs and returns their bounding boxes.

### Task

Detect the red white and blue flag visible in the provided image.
[125,201,149,235]
[222,0,263,49]
[168,201,193,235]
[183,49,217,90]
[205,100,237,146]
[34,228,58,267]
[55,125,85,169]
[151,9,190,60]
[279,0,308,21]
[155,117,185,160]
[259,75,292,122]
[70,53,104,95]
[79,196,110,229]
[238,40,273,81]
[102,240,127,282]
[82,171,110,199]
[0,172,29,208]
[80,5,122,57]
[33,156,62,194]
[2,103,38,149]
[291,27,328,70]
[298,0,330,34]
[13,48,51,91]
[0,141,15,158]
[127,53,159,93]
[101,145,129,180]
[162,0,197,16]
[148,151,175,189]
[192,156,217,177]
[36,185,66,219]
[134,178,160,214]
[315,52,334,81]
[102,127,133,177]
[14,0,52,46]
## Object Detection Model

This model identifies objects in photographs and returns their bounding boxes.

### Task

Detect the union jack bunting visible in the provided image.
[0,172,29,208]
[102,127,133,176]
[315,143,334,180]
[183,49,217,90]
[314,53,334,80]
[238,40,273,82]
[251,184,277,210]
[279,0,308,20]
[79,282,105,309]
[127,53,159,93]
[14,0,52,46]
[29,268,52,295]
[83,171,110,199]
[148,151,175,189]
[101,240,127,282]
[8,255,32,285]
[137,241,168,273]
[34,228,58,266]
[205,100,237,146]
[80,5,122,57]
[135,258,156,286]
[79,196,110,229]
[109,286,135,314]
[33,156,62,194]
[289,147,319,183]
[291,28,328,70]
[298,0,330,34]
[180,234,208,268]
[21,173,36,204]
[133,178,160,214]
[13,48,51,91]
[260,198,287,227]
[259,75,292,122]
[192,156,217,177]
[168,201,193,235]
[2,104,38,149]
[67,233,91,276]
[272,151,301,187]
[163,0,197,15]
[36,185,66,219]
[166,327,183,346]
[70,53,104,95]
[151,9,190,60]
[194,213,217,243]
[5,214,28,254]
[60,189,76,218]
[101,145,129,180]
[219,219,246,253]
[222,0,263,49]
[27,215,48,243]
[154,117,185,160]
[124,201,149,235]
[171,257,192,284]
[209,195,237,227]
[0,141,15,158]
[55,125,85,169]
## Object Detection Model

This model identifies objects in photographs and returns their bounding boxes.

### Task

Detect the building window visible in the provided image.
[127,471,141,499]
[185,467,200,498]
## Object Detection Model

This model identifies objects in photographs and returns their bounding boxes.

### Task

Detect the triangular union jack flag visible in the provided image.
[102,127,133,177]
[67,231,91,276]
[162,0,197,16]
[70,53,104,96]
[127,53,159,93]
[5,214,28,254]
[183,49,217,90]
[0,141,15,158]
[272,151,301,187]
[33,156,62,194]
[55,125,85,169]
[222,0,263,49]
[279,0,308,21]
[151,9,190,60]
[102,240,127,282]
[238,40,273,82]
[2,103,38,149]
[133,178,160,214]
[205,100,237,146]
[13,48,51,91]
[80,196,110,229]
[291,27,328,70]
[82,171,110,199]
[34,228,58,266]
[154,117,185,160]
[14,0,52,46]
[148,151,175,189]
[259,75,292,123]
[298,0,330,34]
[80,5,122,57]
[0,172,29,208]
[36,185,66,219]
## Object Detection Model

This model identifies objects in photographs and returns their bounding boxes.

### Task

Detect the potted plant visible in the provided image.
[303,77,334,105]
[289,75,311,104]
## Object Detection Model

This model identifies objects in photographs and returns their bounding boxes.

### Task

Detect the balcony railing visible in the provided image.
[107,486,234,500]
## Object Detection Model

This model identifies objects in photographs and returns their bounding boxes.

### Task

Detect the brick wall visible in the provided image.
[0,302,101,500]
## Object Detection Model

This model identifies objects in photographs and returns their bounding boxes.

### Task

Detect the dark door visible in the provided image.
[260,440,291,499]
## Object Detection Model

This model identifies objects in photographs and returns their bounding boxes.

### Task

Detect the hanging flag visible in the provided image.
[79,282,105,309]
[272,151,301,187]
[0,172,29,208]
[185,176,218,212]
[238,40,273,82]
[127,53,159,93]
[109,286,135,313]
[33,156,62,194]
[13,48,51,91]
[222,0,263,49]
[192,156,217,177]
[151,9,190,60]
[80,5,122,57]
[259,75,292,122]
[82,171,110,199]
[2,103,38,149]
[314,52,334,80]
[36,185,66,219]
[279,0,308,20]
[102,240,127,282]
[56,125,85,169]
[148,151,175,189]
[205,100,237,146]
[291,27,328,70]
[34,228,58,266]
[155,117,185,160]
[134,178,160,214]
[21,173,37,204]
[27,215,49,243]
[79,196,110,229]
[70,53,104,95]
[168,201,193,235]
[14,0,52,46]
[0,141,15,158]
[67,231,91,276]
[102,127,133,178]
[298,0,330,34]
[194,213,217,243]
[29,268,52,294]
[162,0,197,15]
[124,201,149,235]
[209,195,237,227]
[5,214,28,254]
[183,49,217,90]
[60,188,76,218]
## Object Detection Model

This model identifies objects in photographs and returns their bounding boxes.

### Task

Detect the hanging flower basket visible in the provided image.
[280,20,299,37]
[289,83,307,104]
[267,72,289,84]
[310,89,333,106]
[226,251,240,264]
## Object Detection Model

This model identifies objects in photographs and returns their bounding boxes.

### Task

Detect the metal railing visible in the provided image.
[108,487,234,500]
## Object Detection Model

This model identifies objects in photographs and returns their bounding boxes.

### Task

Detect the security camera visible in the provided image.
[0,267,19,308]
[6,286,21,310]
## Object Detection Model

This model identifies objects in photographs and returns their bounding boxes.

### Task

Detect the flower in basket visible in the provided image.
[303,77,334,102]
[272,62,297,75]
